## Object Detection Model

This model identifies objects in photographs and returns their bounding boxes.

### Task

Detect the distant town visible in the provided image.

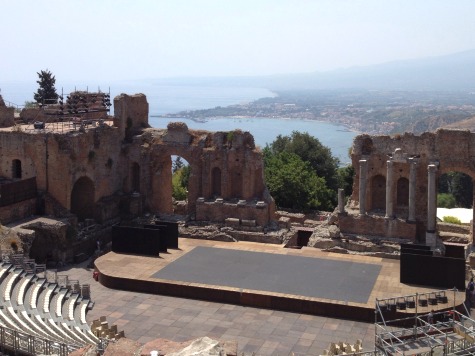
[160,90,475,134]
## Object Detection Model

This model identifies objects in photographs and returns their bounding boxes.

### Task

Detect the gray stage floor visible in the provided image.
[152,246,381,304]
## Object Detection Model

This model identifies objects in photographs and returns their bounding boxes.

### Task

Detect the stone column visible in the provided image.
[426,164,437,247]
[338,188,345,213]
[408,158,417,222]
[359,160,367,215]
[385,160,394,218]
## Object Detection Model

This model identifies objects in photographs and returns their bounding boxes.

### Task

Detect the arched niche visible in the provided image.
[397,177,409,207]
[371,174,386,210]
[212,167,221,197]
[71,176,95,221]
[12,159,22,179]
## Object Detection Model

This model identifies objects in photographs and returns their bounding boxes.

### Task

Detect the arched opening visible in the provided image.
[438,171,473,217]
[171,156,191,214]
[71,176,95,221]
[132,162,140,192]
[12,159,22,179]
[212,167,221,197]
[437,171,473,243]
[397,177,409,207]
[371,175,386,211]
[232,171,242,198]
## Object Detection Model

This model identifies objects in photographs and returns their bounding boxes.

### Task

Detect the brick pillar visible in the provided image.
[385,160,394,218]
[408,157,417,222]
[426,164,437,247]
[359,160,367,215]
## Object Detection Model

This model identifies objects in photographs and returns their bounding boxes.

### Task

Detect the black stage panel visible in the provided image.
[143,225,169,252]
[112,226,161,256]
[400,253,465,290]
[153,221,179,248]
[152,246,382,303]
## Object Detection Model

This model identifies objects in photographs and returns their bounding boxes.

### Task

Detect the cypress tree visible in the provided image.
[33,69,59,104]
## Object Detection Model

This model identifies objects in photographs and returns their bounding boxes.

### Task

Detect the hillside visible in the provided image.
[442,115,475,131]
[152,49,475,92]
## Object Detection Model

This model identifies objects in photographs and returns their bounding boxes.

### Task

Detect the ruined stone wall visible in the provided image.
[0,93,274,226]
[113,93,149,139]
[196,200,270,227]
[0,198,37,224]
[138,123,274,224]
[0,132,38,179]
[0,124,124,220]
[347,129,475,239]
[339,214,417,240]
[0,95,14,128]
[19,108,48,123]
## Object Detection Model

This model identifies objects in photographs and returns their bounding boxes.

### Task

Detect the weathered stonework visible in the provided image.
[344,129,475,243]
[0,93,274,229]
[0,95,14,128]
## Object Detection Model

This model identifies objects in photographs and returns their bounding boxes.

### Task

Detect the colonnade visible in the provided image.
[355,158,442,246]
[357,158,420,221]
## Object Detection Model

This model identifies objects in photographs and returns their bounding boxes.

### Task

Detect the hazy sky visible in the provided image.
[2,0,475,83]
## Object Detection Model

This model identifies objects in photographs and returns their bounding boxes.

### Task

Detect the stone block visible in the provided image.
[241,219,256,227]
[278,217,291,229]
[225,218,240,227]
[256,201,266,208]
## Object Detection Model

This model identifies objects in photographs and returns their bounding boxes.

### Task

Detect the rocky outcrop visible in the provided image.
[168,337,226,356]
[70,336,237,356]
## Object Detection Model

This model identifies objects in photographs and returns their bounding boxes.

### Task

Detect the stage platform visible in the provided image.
[94,238,466,322]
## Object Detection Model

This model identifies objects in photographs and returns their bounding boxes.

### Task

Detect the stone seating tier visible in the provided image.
[0,262,98,348]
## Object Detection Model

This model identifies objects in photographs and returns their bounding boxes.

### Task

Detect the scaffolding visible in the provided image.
[21,89,112,134]
[375,289,475,356]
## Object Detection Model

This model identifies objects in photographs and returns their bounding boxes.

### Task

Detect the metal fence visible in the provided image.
[0,325,76,356]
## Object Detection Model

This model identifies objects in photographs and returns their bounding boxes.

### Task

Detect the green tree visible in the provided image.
[337,164,355,197]
[437,193,456,208]
[265,131,340,209]
[33,69,59,104]
[172,165,191,201]
[268,131,340,192]
[264,149,333,211]
[438,172,472,208]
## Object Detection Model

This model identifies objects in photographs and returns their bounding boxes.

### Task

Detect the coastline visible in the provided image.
[152,114,361,134]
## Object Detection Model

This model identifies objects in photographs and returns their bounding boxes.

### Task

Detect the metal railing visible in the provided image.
[0,324,76,355]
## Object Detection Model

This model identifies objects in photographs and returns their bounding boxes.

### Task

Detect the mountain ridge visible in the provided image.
[150,49,475,92]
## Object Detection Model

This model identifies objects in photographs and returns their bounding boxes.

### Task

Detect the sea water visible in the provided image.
[151,116,356,164]
[0,80,356,164]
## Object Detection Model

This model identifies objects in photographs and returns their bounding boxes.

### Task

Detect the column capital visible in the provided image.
[427,164,438,172]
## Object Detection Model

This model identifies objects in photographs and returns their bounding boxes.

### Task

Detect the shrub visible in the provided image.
[442,216,462,224]
[437,193,456,208]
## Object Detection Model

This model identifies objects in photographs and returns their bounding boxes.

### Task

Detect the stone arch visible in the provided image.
[397,177,409,206]
[371,175,386,210]
[149,148,198,215]
[131,162,140,192]
[212,167,221,197]
[12,159,22,179]
[71,176,95,221]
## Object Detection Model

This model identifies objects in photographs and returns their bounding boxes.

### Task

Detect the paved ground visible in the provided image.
[153,245,381,303]
[62,238,466,355]
[62,261,376,355]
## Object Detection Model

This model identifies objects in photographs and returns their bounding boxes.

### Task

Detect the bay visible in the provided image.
[1,80,356,164]
[151,116,356,165]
